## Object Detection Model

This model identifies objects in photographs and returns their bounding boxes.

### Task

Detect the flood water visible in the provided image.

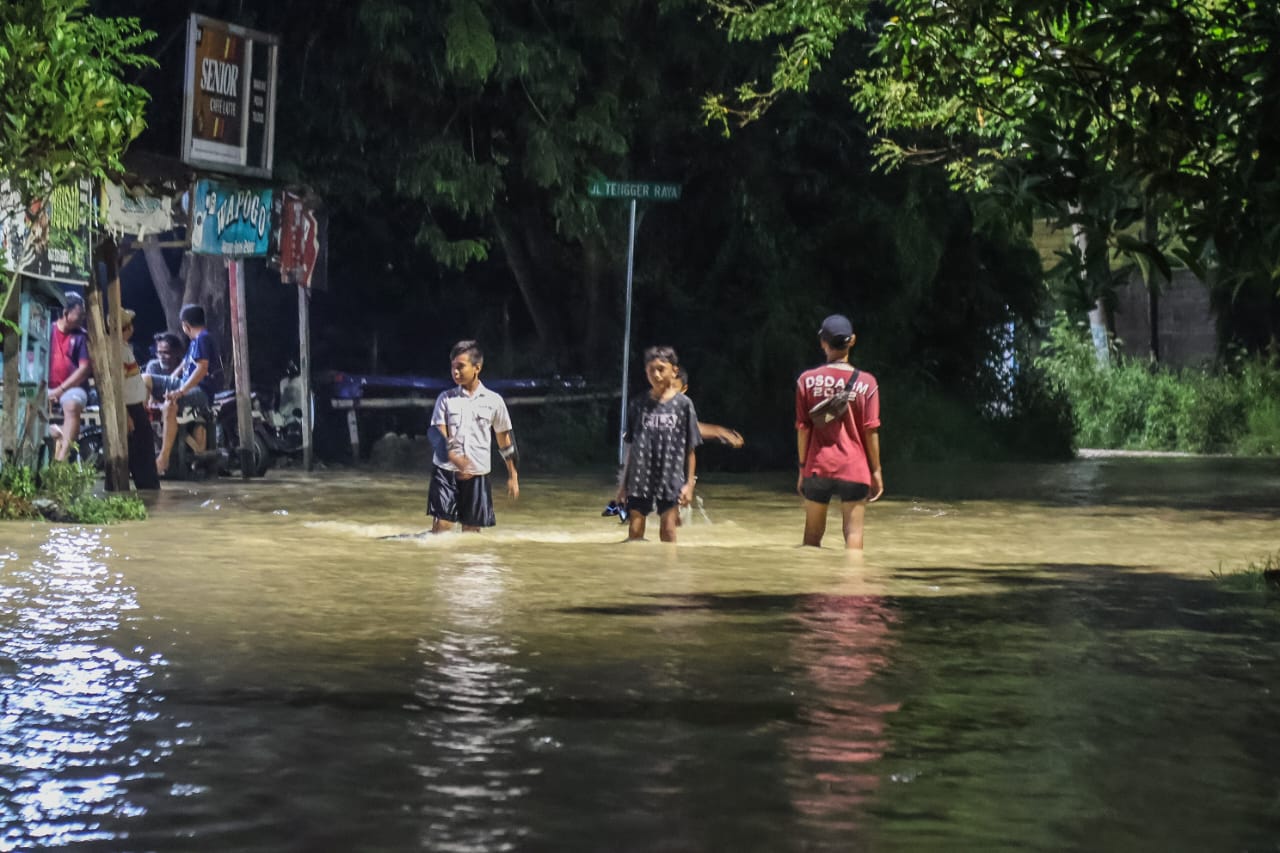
[2,457,1279,851]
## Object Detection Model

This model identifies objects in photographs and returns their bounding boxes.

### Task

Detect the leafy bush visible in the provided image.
[0,462,146,524]
[1034,312,1280,454]
[0,464,36,500]
[0,489,39,520]
[37,461,99,508]
[68,494,148,524]
[1211,550,1280,593]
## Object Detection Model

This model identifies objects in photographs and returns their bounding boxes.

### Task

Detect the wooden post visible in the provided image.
[227,258,255,478]
[85,238,129,490]
[298,283,313,471]
[1,279,20,464]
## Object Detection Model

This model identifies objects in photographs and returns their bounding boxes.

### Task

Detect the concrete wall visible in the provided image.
[1112,269,1217,367]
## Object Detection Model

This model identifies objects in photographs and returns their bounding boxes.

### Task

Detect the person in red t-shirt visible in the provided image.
[795,314,884,549]
[48,291,93,462]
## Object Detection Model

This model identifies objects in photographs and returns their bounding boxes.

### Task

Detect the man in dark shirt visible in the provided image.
[144,332,185,383]
[154,304,221,475]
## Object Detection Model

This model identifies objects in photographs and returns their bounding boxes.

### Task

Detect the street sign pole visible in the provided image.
[587,178,682,464]
[618,198,637,464]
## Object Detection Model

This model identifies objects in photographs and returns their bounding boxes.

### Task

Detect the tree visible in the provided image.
[210,0,746,366]
[704,0,1280,354]
[0,0,153,472]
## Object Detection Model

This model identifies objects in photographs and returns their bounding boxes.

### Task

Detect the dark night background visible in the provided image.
[91,0,1066,468]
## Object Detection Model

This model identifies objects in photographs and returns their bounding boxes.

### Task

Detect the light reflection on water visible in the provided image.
[0,459,1277,851]
[1,529,162,850]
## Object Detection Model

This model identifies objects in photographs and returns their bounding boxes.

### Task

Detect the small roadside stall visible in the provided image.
[1,177,97,471]
[0,279,68,467]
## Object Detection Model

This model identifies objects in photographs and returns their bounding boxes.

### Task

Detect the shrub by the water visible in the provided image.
[0,465,39,519]
[1035,313,1280,454]
[0,461,147,523]
[1212,550,1280,593]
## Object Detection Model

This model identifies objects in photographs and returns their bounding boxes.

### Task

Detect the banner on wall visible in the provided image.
[0,179,93,285]
[190,178,273,256]
[102,181,179,239]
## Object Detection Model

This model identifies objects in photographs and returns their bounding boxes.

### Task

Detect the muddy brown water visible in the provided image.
[2,457,1278,851]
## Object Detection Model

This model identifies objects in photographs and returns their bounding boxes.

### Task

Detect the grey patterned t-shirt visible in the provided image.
[623,392,701,501]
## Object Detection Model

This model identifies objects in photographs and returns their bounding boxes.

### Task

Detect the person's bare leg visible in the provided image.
[56,404,80,458]
[627,512,647,541]
[802,500,829,547]
[56,402,83,461]
[156,400,177,474]
[840,501,867,550]
[431,517,454,533]
[659,507,679,542]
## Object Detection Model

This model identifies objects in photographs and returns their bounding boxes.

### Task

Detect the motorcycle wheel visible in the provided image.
[77,427,105,472]
[219,426,272,477]
[248,428,272,477]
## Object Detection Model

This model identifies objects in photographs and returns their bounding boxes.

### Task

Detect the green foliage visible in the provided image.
[1035,313,1280,454]
[0,0,155,202]
[37,459,98,508]
[0,0,154,331]
[444,0,498,81]
[1211,550,1280,594]
[0,464,36,501]
[0,464,39,518]
[67,493,147,523]
[708,0,1280,353]
[0,490,39,519]
[1,461,146,522]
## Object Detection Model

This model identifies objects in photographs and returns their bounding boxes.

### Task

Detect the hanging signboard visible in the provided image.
[0,179,93,285]
[269,190,328,290]
[181,14,279,178]
[190,178,273,257]
[101,181,179,239]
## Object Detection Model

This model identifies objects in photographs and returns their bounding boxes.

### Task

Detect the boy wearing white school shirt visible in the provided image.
[427,340,519,532]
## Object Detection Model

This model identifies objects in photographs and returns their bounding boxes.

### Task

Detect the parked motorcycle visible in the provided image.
[53,368,305,480]
[211,389,276,478]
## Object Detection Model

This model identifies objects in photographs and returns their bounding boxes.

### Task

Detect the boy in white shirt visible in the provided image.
[427,340,519,532]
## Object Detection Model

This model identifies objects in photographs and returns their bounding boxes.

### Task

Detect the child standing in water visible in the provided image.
[795,314,883,549]
[428,340,519,532]
[617,346,701,542]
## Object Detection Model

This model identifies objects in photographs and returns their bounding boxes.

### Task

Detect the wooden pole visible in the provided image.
[227,258,255,478]
[1,280,20,464]
[298,283,313,471]
[105,237,130,487]
[85,238,129,490]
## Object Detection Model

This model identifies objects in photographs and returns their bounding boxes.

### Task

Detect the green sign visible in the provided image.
[588,180,682,201]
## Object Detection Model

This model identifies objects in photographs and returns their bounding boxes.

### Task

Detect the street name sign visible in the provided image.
[588,180,681,201]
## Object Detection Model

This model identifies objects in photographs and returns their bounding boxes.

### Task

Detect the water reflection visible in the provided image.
[0,529,162,850]
[785,591,899,832]
[0,460,1276,850]
[413,552,535,852]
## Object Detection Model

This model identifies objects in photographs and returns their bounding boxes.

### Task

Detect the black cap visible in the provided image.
[818,314,853,343]
[63,290,85,310]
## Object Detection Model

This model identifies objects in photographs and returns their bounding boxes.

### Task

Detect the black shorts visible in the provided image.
[801,475,870,505]
[626,495,678,516]
[428,468,496,527]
